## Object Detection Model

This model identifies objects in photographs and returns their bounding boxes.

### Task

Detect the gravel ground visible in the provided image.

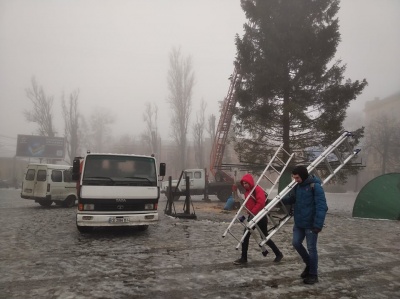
[0,189,399,299]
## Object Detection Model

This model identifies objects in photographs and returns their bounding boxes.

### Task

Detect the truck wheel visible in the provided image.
[217,189,231,202]
[136,225,149,231]
[77,226,93,233]
[38,200,53,207]
[62,196,76,208]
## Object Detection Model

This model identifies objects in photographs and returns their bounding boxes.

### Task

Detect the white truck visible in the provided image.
[72,153,166,233]
[161,168,235,202]
[21,163,77,207]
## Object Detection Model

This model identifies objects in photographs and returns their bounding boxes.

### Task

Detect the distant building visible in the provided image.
[363,91,400,179]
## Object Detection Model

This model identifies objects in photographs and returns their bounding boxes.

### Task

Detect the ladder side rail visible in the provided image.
[222,144,289,237]
[240,132,357,245]
[222,152,281,237]
[321,149,361,185]
[266,152,295,196]
[259,215,292,246]
[305,131,352,172]
[259,151,361,245]
[248,136,350,230]
[235,150,294,248]
[240,180,298,243]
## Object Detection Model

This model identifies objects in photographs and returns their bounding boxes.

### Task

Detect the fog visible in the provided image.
[1,0,399,157]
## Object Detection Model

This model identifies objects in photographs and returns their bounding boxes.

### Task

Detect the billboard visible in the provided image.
[16,135,65,159]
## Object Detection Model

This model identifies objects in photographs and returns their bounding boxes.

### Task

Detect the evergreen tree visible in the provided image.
[234,0,367,166]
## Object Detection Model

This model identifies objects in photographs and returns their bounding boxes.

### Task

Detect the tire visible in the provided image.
[77,225,93,233]
[217,189,232,202]
[62,196,76,208]
[38,200,53,207]
[136,225,149,231]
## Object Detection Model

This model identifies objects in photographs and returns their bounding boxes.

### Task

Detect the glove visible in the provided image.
[238,215,246,222]
[312,227,322,234]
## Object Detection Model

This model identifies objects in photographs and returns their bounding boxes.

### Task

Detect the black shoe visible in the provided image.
[303,275,318,284]
[273,252,283,263]
[233,257,247,265]
[301,266,310,278]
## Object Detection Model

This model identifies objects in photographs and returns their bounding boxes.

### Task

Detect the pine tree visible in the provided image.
[234,0,367,166]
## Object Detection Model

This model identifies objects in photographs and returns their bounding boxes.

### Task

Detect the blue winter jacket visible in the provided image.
[282,175,328,229]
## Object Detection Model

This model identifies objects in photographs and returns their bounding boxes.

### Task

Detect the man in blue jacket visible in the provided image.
[283,166,328,284]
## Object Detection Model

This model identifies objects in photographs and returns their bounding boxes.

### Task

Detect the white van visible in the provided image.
[21,163,77,207]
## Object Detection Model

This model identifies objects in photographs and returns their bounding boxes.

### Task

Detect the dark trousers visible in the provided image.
[241,215,281,259]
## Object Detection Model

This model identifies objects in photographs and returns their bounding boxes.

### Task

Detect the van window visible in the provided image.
[51,170,63,182]
[25,169,35,181]
[64,169,72,182]
[37,170,47,181]
[194,171,202,179]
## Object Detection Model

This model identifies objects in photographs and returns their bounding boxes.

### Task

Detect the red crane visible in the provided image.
[209,67,242,183]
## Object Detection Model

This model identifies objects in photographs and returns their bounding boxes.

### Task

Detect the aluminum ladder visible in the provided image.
[237,131,361,250]
[222,143,294,254]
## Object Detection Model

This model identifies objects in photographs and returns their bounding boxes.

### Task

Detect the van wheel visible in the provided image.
[38,200,53,207]
[63,196,76,208]
[77,226,93,233]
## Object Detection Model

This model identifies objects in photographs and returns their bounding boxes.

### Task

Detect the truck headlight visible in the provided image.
[144,204,154,210]
[78,203,95,211]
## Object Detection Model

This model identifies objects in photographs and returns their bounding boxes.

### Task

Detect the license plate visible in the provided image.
[109,217,130,223]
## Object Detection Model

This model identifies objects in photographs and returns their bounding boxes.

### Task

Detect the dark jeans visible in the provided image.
[241,216,281,259]
[292,224,319,276]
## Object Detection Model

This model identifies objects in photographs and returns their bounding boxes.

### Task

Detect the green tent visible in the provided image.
[352,173,400,220]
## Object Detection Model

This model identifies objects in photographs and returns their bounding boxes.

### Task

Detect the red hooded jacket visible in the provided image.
[240,173,266,216]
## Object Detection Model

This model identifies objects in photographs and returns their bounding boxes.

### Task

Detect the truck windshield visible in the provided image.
[82,155,156,186]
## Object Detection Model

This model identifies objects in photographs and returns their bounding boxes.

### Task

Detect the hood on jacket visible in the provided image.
[301,174,322,186]
[240,173,255,189]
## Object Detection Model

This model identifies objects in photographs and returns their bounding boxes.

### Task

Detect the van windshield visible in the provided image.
[82,155,156,186]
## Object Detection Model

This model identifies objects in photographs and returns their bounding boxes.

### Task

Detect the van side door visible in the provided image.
[50,169,64,201]
[34,166,48,198]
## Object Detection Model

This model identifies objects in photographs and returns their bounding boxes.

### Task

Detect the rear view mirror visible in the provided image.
[72,157,82,181]
[159,163,166,177]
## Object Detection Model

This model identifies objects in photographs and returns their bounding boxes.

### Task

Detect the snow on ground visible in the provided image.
[1,189,399,299]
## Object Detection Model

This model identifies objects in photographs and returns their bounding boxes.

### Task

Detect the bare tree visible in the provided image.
[109,134,139,154]
[193,99,206,168]
[88,107,115,153]
[206,114,216,143]
[141,102,159,157]
[365,114,400,174]
[167,47,195,170]
[62,90,80,163]
[24,77,55,137]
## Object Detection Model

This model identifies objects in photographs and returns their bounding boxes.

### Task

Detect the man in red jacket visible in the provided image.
[234,173,284,265]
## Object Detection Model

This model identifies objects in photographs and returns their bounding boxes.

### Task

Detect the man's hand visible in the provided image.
[312,227,321,234]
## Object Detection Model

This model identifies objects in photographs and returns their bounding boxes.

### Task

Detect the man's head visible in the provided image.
[292,166,309,184]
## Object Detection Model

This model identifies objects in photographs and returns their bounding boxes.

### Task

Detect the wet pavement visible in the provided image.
[0,189,399,299]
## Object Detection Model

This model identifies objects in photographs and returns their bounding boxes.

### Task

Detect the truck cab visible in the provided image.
[73,153,166,233]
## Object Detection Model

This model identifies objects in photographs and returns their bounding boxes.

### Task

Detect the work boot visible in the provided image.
[303,275,319,284]
[233,257,247,265]
[300,266,310,278]
[273,252,283,263]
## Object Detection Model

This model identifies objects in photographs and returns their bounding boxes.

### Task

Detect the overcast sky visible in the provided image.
[1,0,399,157]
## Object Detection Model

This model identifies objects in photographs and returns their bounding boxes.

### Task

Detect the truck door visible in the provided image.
[33,165,48,198]
[184,170,204,190]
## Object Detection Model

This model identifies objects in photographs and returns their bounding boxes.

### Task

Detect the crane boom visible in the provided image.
[209,67,241,182]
